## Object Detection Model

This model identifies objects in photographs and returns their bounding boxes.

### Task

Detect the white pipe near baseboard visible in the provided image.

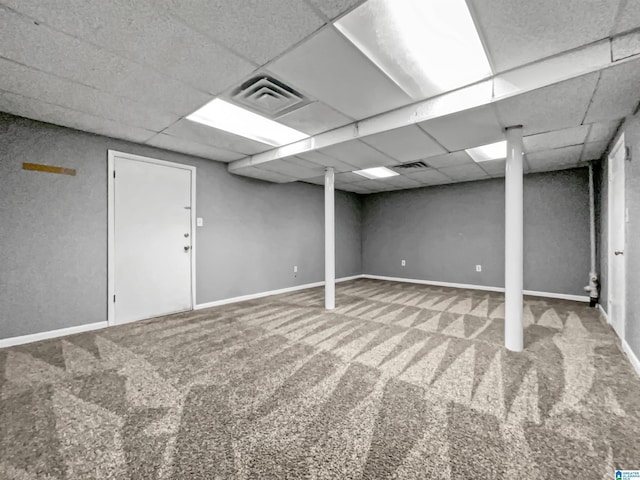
[585,162,599,305]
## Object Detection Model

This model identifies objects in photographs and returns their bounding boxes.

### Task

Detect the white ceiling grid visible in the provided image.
[0,0,639,193]
[419,104,504,151]
[268,27,413,119]
[467,0,621,72]
[361,125,447,162]
[276,102,352,135]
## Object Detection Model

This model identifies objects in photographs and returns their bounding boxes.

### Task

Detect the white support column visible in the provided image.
[325,167,335,310]
[505,126,524,352]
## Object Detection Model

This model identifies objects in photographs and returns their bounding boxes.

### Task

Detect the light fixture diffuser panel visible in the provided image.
[336,0,493,100]
[187,98,308,147]
[353,167,400,179]
[466,140,508,163]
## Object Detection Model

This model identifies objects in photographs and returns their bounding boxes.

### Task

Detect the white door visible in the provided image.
[110,152,194,325]
[608,135,626,339]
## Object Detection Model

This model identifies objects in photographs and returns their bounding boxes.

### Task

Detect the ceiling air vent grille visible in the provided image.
[392,161,431,171]
[229,75,309,119]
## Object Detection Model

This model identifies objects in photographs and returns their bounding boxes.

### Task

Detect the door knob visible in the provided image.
[615,250,624,255]
[184,246,191,251]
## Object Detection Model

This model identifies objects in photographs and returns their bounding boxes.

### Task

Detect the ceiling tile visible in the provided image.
[352,179,394,192]
[586,120,621,143]
[404,169,454,185]
[162,119,272,155]
[468,0,619,72]
[232,166,296,183]
[276,102,352,135]
[0,90,156,143]
[295,151,357,172]
[0,59,178,132]
[582,140,610,161]
[437,163,490,182]
[584,59,640,123]
[613,0,640,34]
[146,133,243,162]
[419,104,504,151]
[318,139,396,169]
[361,125,446,163]
[523,125,589,153]
[302,175,325,186]
[258,157,324,179]
[110,64,214,117]
[0,7,211,116]
[306,0,365,20]
[422,151,475,169]
[526,145,583,170]
[337,183,371,193]
[385,175,422,189]
[269,27,411,119]
[495,73,599,136]
[335,172,367,184]
[0,0,256,95]
[165,0,324,65]
[612,30,640,61]
[477,159,507,177]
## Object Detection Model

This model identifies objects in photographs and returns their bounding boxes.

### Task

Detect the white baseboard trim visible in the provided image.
[361,274,590,302]
[361,274,504,293]
[597,305,639,377]
[194,275,363,310]
[598,303,609,323]
[522,290,590,303]
[0,321,108,350]
[0,273,588,349]
[622,340,640,378]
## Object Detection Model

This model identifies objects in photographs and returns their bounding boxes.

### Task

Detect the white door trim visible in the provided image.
[107,150,197,327]
[607,134,625,339]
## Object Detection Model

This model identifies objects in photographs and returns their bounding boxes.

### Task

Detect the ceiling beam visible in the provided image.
[229,30,640,175]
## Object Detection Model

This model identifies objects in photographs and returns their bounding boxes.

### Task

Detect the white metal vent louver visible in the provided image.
[229,75,309,119]
[392,161,431,171]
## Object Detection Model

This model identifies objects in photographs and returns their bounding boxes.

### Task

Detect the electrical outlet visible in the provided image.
[294,266,298,273]
[401,260,406,267]
[476,265,482,272]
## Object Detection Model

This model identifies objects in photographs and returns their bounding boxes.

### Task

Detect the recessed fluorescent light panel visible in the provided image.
[335,0,492,100]
[466,140,507,163]
[186,98,308,147]
[353,167,399,179]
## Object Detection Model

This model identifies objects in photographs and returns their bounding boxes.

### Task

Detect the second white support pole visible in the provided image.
[325,167,335,310]
[505,126,524,352]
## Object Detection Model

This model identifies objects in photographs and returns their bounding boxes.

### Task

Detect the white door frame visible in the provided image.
[607,134,626,339]
[107,150,197,326]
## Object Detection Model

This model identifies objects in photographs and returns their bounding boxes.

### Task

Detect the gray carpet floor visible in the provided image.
[1,278,639,479]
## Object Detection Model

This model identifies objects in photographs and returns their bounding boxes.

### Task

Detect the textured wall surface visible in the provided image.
[362,179,505,287]
[0,113,362,339]
[362,169,591,296]
[597,111,640,362]
[598,156,609,310]
[623,113,640,360]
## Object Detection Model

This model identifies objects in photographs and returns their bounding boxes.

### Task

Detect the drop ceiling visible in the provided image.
[0,0,638,193]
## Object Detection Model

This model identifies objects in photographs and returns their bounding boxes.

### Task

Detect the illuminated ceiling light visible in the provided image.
[466,140,508,162]
[335,0,492,100]
[186,98,308,147]
[353,167,399,179]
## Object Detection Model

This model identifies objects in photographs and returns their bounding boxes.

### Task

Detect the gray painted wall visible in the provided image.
[0,113,362,339]
[362,169,591,296]
[598,156,609,310]
[597,111,640,362]
[623,113,640,360]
